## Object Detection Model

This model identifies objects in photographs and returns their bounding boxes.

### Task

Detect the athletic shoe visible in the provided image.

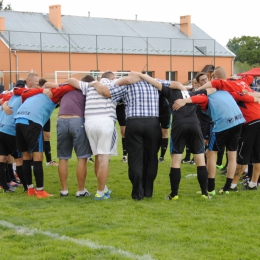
[165,195,178,200]
[46,161,59,166]
[88,157,94,163]
[4,187,16,193]
[104,189,112,196]
[76,188,92,197]
[229,186,238,192]
[122,156,128,162]
[14,172,20,182]
[220,167,227,175]
[158,157,164,163]
[28,187,37,196]
[243,184,258,190]
[60,191,68,197]
[181,159,190,164]
[216,164,224,169]
[36,190,53,198]
[94,193,110,200]
[201,194,212,199]
[218,188,229,194]
[189,160,195,165]
[208,190,216,196]
[8,181,19,188]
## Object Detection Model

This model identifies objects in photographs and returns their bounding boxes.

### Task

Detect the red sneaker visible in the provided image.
[28,187,37,196]
[36,190,53,198]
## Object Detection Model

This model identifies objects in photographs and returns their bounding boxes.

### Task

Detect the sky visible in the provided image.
[2,0,260,47]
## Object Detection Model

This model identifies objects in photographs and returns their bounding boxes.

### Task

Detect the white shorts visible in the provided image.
[84,117,118,156]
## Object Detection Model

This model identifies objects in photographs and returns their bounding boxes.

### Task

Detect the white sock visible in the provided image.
[61,190,68,195]
[36,187,44,191]
[97,190,104,196]
[103,185,108,192]
[28,184,34,188]
[230,183,237,189]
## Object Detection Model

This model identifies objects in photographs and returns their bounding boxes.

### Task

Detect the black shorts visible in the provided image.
[170,121,205,154]
[237,120,260,165]
[116,104,126,126]
[16,122,44,153]
[159,106,171,129]
[208,124,243,152]
[43,118,51,132]
[0,132,21,158]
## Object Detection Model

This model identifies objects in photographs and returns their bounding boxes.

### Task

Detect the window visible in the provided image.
[166,71,176,81]
[188,71,199,80]
[142,71,154,77]
[117,71,130,78]
[90,70,100,80]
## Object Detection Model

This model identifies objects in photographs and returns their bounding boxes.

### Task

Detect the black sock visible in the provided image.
[5,162,11,182]
[160,138,168,158]
[16,165,27,190]
[208,178,215,192]
[223,177,233,191]
[44,141,52,162]
[8,163,15,180]
[183,147,191,161]
[169,168,181,197]
[197,166,208,196]
[33,161,44,188]
[0,162,9,189]
[122,138,127,156]
[23,160,33,186]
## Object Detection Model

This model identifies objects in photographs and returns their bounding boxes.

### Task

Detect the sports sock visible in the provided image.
[8,163,15,180]
[160,138,168,158]
[249,181,257,188]
[122,138,127,156]
[197,166,208,196]
[169,167,181,197]
[44,141,52,162]
[97,190,104,197]
[230,183,237,189]
[33,161,44,188]
[16,165,27,190]
[0,162,9,190]
[223,177,233,191]
[208,178,215,192]
[22,160,33,186]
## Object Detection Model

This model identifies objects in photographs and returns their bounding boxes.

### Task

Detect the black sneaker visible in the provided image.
[220,167,227,175]
[158,157,164,163]
[181,159,190,164]
[229,186,238,192]
[243,184,258,190]
[60,192,69,197]
[4,187,16,193]
[189,160,195,165]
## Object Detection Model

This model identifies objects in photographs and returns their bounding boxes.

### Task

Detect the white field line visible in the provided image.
[0,220,156,260]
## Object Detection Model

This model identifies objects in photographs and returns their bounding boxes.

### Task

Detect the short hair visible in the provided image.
[101,71,115,80]
[195,72,207,83]
[214,66,227,80]
[39,78,47,87]
[81,74,95,82]
[26,72,39,80]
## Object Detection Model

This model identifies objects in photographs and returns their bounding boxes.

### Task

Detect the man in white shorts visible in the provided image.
[67,76,117,200]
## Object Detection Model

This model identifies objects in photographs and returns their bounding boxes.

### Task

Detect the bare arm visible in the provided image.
[169,81,186,91]
[206,88,217,95]
[197,81,213,91]
[2,101,13,115]
[90,81,111,97]
[130,71,162,90]
[115,74,141,86]
[67,78,80,89]
[44,82,59,89]
[172,98,192,110]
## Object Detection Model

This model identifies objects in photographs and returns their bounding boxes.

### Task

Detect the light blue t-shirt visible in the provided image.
[205,90,245,132]
[0,95,22,136]
[14,93,56,127]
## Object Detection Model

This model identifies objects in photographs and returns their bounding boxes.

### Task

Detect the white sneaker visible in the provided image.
[122,156,128,162]
[76,188,92,197]
[46,161,59,166]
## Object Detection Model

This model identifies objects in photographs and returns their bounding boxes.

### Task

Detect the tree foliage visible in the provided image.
[0,0,12,10]
[227,36,260,65]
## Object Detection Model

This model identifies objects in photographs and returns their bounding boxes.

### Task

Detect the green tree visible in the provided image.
[227,36,260,65]
[0,0,12,10]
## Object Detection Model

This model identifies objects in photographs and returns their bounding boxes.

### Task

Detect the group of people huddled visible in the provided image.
[0,66,259,201]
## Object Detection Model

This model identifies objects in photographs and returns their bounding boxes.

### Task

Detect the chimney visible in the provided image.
[180,15,191,37]
[49,5,62,30]
[0,17,5,32]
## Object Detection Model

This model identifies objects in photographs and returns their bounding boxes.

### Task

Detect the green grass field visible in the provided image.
[1,109,260,260]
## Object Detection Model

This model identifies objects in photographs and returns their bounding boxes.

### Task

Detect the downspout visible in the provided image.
[13,50,18,81]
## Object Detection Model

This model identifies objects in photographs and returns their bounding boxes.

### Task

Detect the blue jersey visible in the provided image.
[0,95,22,136]
[205,91,245,132]
[14,93,56,127]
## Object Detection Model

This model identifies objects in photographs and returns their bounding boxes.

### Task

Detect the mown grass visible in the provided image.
[1,109,260,260]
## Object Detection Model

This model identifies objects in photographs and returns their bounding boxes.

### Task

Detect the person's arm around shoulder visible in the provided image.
[197,81,213,91]
[172,97,192,110]
[90,81,111,98]
[130,71,162,90]
[67,78,80,90]
[169,81,186,91]
[115,73,141,86]
[44,82,59,89]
